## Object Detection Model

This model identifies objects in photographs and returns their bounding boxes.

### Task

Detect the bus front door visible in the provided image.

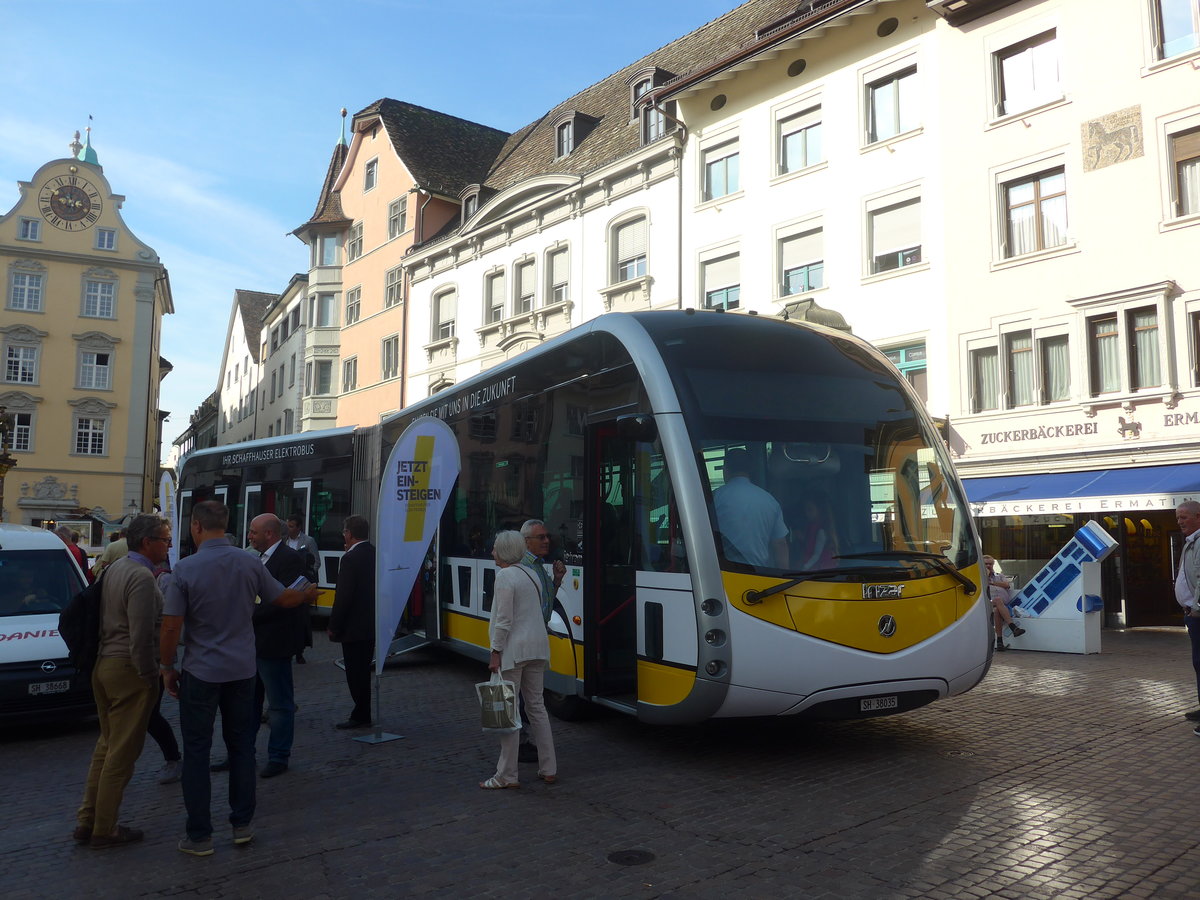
[586,425,638,709]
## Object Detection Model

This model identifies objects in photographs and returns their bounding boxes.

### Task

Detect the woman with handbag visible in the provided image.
[480,530,558,789]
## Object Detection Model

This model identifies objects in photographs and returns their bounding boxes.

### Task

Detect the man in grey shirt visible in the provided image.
[160,501,315,857]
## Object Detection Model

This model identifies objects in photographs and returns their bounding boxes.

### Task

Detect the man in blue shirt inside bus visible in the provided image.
[713,447,789,570]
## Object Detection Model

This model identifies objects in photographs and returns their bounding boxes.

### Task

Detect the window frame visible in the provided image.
[1068,283,1175,405]
[701,139,741,203]
[77,349,113,391]
[1002,166,1068,258]
[82,274,117,318]
[776,217,825,299]
[1151,0,1200,61]
[992,29,1061,119]
[381,334,400,380]
[10,409,34,452]
[776,103,823,177]
[384,267,403,309]
[546,246,569,305]
[700,245,741,311]
[432,289,457,341]
[484,269,506,324]
[862,55,919,146]
[95,228,117,251]
[347,222,364,262]
[514,259,535,315]
[17,218,41,241]
[5,344,39,385]
[363,158,378,192]
[8,265,45,312]
[864,185,923,278]
[345,286,361,325]
[611,213,649,285]
[343,356,358,392]
[72,412,108,457]
[388,197,408,239]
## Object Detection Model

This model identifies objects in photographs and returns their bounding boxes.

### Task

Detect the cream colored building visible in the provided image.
[257,274,307,438]
[215,289,273,446]
[0,131,173,537]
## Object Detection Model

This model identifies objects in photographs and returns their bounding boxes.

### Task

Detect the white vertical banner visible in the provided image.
[375,416,460,674]
[159,470,178,570]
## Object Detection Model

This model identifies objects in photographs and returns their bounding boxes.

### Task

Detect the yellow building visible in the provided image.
[0,130,174,541]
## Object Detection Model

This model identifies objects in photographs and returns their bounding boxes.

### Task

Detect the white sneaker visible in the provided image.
[158,760,182,784]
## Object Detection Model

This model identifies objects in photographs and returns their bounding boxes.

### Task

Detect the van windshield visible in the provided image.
[0,550,84,616]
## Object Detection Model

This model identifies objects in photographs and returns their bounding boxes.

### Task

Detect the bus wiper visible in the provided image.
[833,551,977,595]
[744,566,894,604]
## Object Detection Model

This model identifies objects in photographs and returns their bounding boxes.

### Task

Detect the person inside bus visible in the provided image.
[713,447,788,570]
[481,530,557,789]
[985,555,1025,650]
[791,496,836,571]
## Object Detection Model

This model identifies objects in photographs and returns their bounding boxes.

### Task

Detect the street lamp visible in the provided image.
[0,406,17,524]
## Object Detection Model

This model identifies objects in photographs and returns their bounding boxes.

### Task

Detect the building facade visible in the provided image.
[258,274,307,439]
[0,131,173,538]
[215,289,274,445]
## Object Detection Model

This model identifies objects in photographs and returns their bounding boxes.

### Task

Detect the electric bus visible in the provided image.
[177,310,992,723]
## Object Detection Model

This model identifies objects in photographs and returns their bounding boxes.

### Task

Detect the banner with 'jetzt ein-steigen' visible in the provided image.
[374,416,460,674]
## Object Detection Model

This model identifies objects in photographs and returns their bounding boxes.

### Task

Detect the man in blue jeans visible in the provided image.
[160,501,315,857]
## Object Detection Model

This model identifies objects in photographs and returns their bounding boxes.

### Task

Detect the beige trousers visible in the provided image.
[494,659,556,784]
[77,657,156,836]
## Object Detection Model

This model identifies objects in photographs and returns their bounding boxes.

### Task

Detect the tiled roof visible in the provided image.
[414,0,804,249]
[359,98,511,198]
[298,141,351,231]
[235,290,279,362]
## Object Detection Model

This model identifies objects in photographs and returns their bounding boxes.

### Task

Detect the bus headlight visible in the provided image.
[701,598,723,616]
[704,629,726,647]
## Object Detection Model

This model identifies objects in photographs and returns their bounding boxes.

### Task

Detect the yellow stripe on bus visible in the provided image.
[442,608,490,646]
[722,566,981,653]
[637,660,696,707]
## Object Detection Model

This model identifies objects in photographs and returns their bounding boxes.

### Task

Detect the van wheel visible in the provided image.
[544,689,590,721]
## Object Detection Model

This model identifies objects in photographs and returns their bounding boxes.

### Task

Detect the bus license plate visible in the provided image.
[29,680,70,696]
[860,695,898,712]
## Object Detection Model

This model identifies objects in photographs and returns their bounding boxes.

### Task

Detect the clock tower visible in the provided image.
[0,128,174,543]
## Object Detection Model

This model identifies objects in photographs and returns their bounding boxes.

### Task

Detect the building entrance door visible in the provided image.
[1111,510,1177,627]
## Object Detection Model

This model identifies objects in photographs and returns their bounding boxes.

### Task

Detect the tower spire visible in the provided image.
[77,121,99,165]
[69,130,83,157]
[338,107,348,147]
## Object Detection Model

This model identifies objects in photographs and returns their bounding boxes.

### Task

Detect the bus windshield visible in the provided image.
[663,325,975,582]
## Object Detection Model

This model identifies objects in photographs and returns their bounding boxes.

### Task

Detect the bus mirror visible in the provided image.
[616,415,657,442]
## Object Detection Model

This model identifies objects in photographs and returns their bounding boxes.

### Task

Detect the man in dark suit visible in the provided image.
[329,515,375,729]
[248,514,309,776]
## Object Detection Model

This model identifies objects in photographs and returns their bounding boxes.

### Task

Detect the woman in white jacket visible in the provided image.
[480,530,558,789]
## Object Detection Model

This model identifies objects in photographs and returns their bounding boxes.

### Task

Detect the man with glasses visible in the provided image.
[517,519,565,761]
[74,514,171,849]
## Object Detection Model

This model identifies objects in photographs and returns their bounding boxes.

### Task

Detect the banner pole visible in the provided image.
[354,667,403,744]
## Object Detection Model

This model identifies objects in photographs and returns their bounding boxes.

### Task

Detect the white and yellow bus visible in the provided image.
[179,310,992,724]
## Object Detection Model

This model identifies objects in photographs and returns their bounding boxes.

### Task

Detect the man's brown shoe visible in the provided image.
[90,825,143,849]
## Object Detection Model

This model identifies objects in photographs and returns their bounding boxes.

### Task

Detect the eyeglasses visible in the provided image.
[527,534,551,541]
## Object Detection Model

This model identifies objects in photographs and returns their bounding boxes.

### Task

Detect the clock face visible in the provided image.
[38,175,103,230]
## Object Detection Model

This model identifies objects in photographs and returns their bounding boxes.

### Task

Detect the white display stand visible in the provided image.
[1006,520,1118,655]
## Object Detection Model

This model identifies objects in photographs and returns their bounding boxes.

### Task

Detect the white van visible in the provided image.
[0,523,92,721]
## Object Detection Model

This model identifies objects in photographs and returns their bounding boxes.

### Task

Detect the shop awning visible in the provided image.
[963,463,1200,515]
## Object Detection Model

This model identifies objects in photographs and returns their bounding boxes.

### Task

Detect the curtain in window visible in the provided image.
[1039,336,1070,402]
[1039,171,1067,248]
[1180,158,1200,216]
[1007,332,1034,406]
[1131,308,1161,389]
[1090,317,1120,393]
[973,348,999,411]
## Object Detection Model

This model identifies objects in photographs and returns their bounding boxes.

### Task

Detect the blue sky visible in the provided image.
[0,0,737,458]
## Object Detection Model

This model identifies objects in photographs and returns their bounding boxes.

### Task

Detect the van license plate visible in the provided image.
[29,680,70,696]
[860,696,898,712]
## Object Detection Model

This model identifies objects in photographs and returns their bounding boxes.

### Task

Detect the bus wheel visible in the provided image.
[544,689,590,721]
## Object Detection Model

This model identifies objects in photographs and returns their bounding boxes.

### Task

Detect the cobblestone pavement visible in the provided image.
[4,628,1200,899]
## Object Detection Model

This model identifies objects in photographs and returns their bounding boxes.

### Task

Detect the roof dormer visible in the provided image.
[550,110,599,159]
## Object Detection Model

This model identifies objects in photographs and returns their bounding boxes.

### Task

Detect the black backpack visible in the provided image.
[58,572,104,674]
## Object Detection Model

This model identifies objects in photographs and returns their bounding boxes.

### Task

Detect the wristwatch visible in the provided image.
[159,663,176,672]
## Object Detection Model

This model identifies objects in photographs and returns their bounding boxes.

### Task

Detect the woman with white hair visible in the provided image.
[480,529,557,789]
